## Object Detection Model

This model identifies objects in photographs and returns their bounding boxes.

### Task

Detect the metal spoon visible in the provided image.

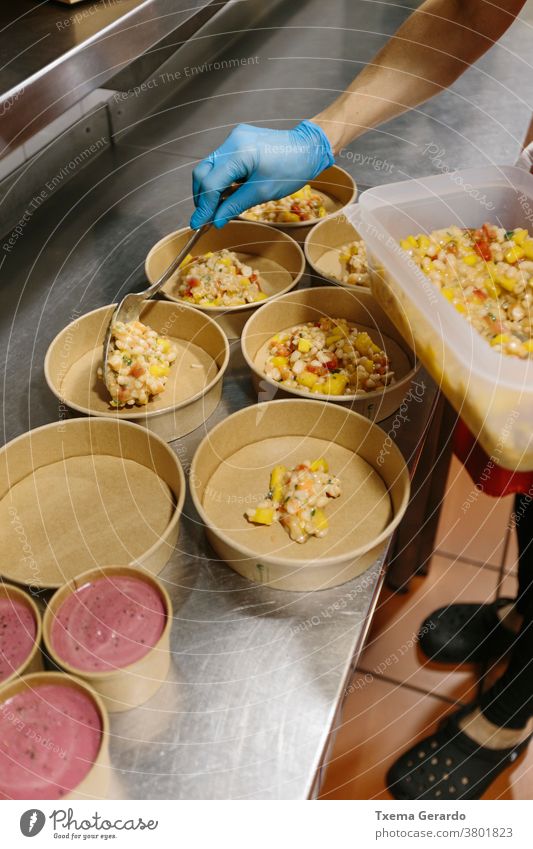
[102,187,240,393]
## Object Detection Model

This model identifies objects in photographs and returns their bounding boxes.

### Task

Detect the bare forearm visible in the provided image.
[313,0,526,153]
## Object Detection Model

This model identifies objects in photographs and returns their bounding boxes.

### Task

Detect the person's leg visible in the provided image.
[388,493,533,798]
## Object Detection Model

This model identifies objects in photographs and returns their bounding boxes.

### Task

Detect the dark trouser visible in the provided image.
[480,493,533,729]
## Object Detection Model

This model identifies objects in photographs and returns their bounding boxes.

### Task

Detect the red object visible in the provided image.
[453,419,533,497]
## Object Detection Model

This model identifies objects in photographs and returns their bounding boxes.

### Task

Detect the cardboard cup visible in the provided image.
[145,220,305,338]
[43,565,173,713]
[241,286,420,422]
[0,671,110,800]
[239,165,357,242]
[0,583,43,685]
[304,212,369,288]
[190,398,410,591]
[0,417,185,589]
[44,300,230,441]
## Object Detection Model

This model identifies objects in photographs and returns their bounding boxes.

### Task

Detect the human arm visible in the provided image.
[191,0,526,227]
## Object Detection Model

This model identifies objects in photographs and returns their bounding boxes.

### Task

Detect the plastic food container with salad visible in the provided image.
[356,166,533,471]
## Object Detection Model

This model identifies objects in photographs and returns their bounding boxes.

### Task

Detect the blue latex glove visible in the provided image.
[190,120,335,229]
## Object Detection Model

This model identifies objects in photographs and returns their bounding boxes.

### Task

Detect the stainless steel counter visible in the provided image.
[1,0,531,800]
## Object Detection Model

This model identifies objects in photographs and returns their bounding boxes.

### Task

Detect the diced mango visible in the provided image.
[269,465,286,504]
[525,340,533,352]
[156,338,171,353]
[454,302,466,314]
[504,246,525,264]
[417,235,430,250]
[298,338,312,353]
[272,356,288,369]
[320,373,348,395]
[280,211,301,222]
[250,507,275,525]
[254,292,267,301]
[179,253,193,268]
[496,275,516,292]
[318,206,326,217]
[523,239,533,260]
[442,287,455,301]
[297,370,318,389]
[313,508,328,532]
[150,364,170,377]
[310,458,328,473]
[491,334,509,346]
[400,236,417,251]
[512,229,528,245]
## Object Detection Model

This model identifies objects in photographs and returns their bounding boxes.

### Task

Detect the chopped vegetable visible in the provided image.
[245,459,341,543]
[175,248,264,307]
[400,223,533,358]
[100,320,177,407]
[264,317,394,396]
[242,184,326,223]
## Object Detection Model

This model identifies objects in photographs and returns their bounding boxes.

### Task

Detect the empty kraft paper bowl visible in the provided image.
[241,286,419,422]
[43,565,172,713]
[0,671,110,800]
[190,399,410,591]
[0,417,185,589]
[145,219,305,338]
[44,299,230,442]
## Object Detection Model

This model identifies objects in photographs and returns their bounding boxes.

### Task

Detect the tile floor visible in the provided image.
[320,456,532,800]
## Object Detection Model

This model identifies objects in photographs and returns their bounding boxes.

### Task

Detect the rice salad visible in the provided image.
[242,184,326,224]
[264,317,394,396]
[176,249,266,307]
[245,458,341,544]
[400,223,533,358]
[102,320,177,407]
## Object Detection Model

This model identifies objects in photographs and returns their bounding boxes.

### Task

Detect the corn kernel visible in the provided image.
[156,338,171,353]
[463,254,479,266]
[442,287,455,301]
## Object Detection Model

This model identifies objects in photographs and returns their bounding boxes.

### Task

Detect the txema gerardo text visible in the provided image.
[375,811,466,821]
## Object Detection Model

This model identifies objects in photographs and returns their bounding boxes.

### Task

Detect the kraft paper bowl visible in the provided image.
[145,220,305,338]
[44,299,230,442]
[0,671,110,800]
[43,565,172,713]
[239,165,357,240]
[190,399,410,591]
[0,417,185,589]
[304,210,369,288]
[0,583,43,686]
[241,286,420,422]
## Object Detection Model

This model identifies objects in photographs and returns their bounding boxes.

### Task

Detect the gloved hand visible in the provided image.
[190,120,335,229]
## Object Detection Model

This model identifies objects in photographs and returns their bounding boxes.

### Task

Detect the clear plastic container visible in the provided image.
[354,166,533,472]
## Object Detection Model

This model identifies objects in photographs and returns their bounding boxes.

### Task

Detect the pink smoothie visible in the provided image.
[51,575,166,672]
[0,683,102,799]
[0,595,37,682]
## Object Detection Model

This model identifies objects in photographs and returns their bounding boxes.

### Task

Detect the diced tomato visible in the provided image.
[482,223,494,241]
[307,363,327,376]
[291,203,301,214]
[325,355,339,371]
[188,277,200,288]
[473,287,487,300]
[446,242,457,254]
[129,364,145,378]
[474,240,491,261]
